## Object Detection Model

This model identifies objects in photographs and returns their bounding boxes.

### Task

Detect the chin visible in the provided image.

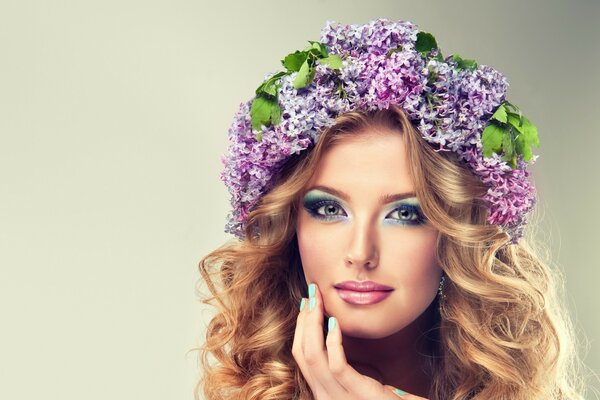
[343,330,391,340]
[324,302,413,339]
[338,320,403,339]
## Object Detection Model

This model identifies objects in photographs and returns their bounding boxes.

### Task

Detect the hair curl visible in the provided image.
[194,106,586,400]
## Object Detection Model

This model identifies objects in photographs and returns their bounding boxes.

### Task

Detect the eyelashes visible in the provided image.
[302,195,426,226]
[384,204,426,225]
[304,199,348,220]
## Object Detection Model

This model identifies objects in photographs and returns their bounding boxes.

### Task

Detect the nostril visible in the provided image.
[345,250,378,268]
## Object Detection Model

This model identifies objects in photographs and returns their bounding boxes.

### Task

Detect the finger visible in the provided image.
[325,316,390,397]
[292,297,315,389]
[325,315,353,384]
[384,385,430,399]
[303,283,347,397]
[304,283,325,357]
[325,319,431,399]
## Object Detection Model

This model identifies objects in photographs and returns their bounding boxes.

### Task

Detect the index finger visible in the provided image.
[303,283,348,395]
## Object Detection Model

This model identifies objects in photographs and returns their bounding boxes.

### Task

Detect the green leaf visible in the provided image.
[482,123,507,158]
[452,54,478,71]
[460,58,477,70]
[514,134,533,162]
[491,104,508,123]
[293,59,314,89]
[307,49,322,61]
[502,127,519,168]
[282,51,307,72]
[415,32,438,54]
[520,117,540,147]
[250,96,280,133]
[319,54,343,69]
[504,101,520,115]
[507,113,525,134]
[261,82,278,97]
[514,116,539,162]
[501,129,515,161]
[308,41,329,57]
[304,44,325,60]
[270,98,281,125]
[250,96,272,131]
[485,101,539,166]
[505,101,524,127]
[255,72,286,96]
[260,77,281,97]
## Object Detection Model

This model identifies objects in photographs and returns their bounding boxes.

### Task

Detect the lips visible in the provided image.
[334,281,394,305]
[334,280,394,292]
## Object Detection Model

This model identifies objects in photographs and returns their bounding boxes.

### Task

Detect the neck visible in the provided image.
[341,300,439,397]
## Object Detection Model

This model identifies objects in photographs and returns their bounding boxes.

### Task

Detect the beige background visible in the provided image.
[1,0,598,399]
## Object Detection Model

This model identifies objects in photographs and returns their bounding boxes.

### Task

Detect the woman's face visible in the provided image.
[296,127,442,339]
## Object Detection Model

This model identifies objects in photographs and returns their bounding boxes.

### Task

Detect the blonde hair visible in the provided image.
[194,105,586,399]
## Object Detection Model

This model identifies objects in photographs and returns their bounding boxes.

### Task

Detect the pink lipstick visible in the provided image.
[334,280,394,305]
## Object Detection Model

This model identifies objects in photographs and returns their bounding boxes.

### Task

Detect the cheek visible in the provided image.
[383,231,440,286]
[296,219,332,278]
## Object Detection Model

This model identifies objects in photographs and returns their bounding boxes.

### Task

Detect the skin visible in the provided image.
[292,127,442,399]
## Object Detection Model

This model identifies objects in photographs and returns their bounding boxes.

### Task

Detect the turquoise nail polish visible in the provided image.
[328,317,336,332]
[309,297,316,311]
[394,388,406,396]
[300,298,306,311]
[308,283,316,298]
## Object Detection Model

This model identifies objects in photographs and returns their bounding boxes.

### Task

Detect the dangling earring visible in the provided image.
[437,275,446,314]
[437,275,446,299]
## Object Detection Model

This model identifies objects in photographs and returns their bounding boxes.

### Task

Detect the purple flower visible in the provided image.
[220,18,537,242]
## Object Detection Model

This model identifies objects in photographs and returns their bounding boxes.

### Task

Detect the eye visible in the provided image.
[385,204,425,225]
[304,200,347,220]
[317,203,345,216]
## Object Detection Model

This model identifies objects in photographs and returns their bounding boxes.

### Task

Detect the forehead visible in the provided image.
[308,128,415,194]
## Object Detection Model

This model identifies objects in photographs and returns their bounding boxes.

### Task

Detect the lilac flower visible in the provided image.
[220,18,537,242]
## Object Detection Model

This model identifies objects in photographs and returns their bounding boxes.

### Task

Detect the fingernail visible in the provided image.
[328,317,336,332]
[309,297,316,311]
[300,298,306,311]
[394,388,406,396]
[308,283,316,298]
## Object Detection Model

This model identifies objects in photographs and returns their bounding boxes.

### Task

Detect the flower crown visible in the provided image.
[221,18,539,243]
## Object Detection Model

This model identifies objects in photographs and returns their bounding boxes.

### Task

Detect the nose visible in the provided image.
[344,219,379,269]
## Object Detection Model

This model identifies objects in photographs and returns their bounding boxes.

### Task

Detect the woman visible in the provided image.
[197,19,584,399]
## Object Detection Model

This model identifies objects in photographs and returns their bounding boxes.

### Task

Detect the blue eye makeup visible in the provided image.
[384,202,426,226]
[302,190,347,221]
[302,189,427,226]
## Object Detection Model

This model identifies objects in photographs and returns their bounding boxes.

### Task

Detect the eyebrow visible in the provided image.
[306,185,418,204]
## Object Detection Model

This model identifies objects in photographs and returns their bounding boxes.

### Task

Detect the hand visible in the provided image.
[292,283,429,400]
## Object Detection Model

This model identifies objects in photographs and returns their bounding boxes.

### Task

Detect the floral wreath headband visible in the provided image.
[221,18,539,243]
